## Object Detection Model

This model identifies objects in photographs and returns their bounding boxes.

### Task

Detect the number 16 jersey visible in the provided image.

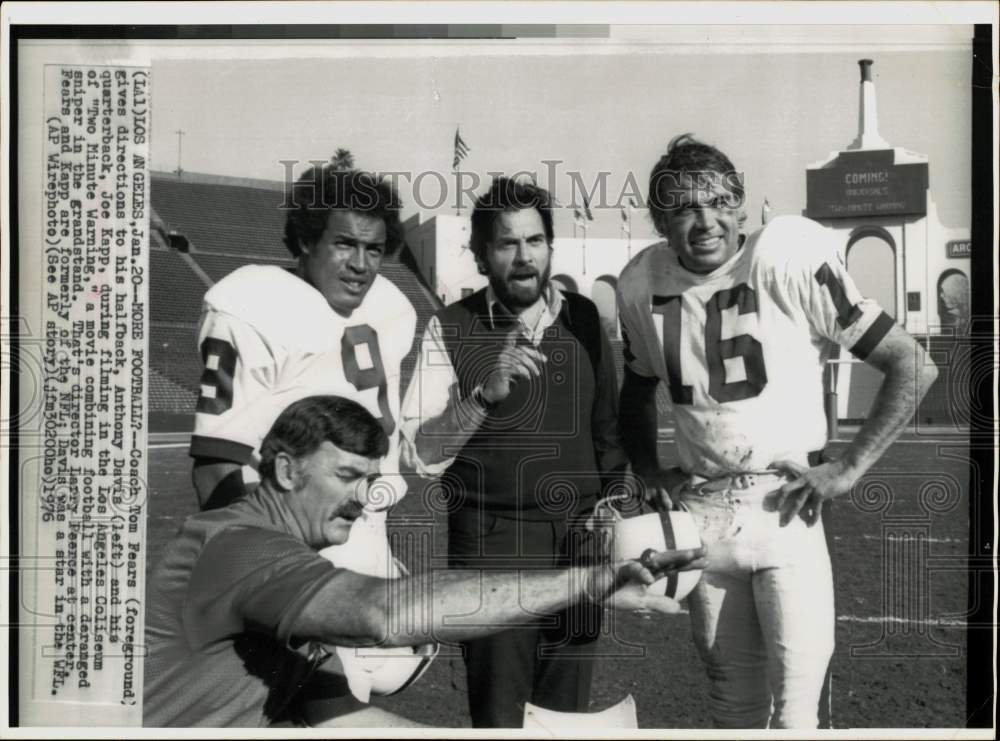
[189,264,417,503]
[617,215,894,478]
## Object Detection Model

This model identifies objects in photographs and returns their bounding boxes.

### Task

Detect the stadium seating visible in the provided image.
[149,366,198,414]
[149,250,210,324]
[150,175,289,260]
[192,252,294,283]
[150,323,205,392]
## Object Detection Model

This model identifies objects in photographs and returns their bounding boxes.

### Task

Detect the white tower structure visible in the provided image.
[806,59,969,421]
[847,59,891,151]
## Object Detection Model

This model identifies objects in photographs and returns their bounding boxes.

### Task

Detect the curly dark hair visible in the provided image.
[469,176,554,262]
[648,134,746,237]
[258,395,389,484]
[283,165,404,257]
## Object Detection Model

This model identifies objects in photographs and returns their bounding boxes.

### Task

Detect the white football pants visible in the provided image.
[681,473,835,729]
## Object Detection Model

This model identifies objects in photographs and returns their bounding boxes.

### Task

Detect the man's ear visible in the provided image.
[274,452,298,491]
[474,252,489,277]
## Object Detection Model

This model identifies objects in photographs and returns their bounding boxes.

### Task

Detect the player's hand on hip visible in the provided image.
[481,326,547,404]
[770,457,858,527]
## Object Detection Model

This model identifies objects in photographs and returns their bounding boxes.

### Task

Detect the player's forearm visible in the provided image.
[840,337,938,478]
[619,369,662,478]
[191,459,246,510]
[412,393,489,466]
[592,328,630,478]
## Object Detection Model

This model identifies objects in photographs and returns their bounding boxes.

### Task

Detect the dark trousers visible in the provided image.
[448,508,603,728]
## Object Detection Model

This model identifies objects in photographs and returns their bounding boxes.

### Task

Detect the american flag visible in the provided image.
[581,192,594,222]
[622,197,638,235]
[453,127,470,170]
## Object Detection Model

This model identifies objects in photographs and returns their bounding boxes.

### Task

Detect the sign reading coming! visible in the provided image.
[806,150,929,220]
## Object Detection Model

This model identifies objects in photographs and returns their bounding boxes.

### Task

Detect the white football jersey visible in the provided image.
[617,215,894,477]
[190,265,417,571]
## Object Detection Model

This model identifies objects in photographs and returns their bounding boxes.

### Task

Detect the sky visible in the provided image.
[147,24,975,241]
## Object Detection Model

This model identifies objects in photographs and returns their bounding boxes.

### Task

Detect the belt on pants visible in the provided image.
[686,450,825,497]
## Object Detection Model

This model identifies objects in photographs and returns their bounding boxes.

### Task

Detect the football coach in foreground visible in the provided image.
[144,395,705,727]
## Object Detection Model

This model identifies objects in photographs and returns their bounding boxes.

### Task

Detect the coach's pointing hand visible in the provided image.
[587,547,707,614]
[480,325,547,405]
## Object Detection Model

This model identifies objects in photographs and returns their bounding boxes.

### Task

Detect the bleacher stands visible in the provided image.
[150,250,210,324]
[192,252,294,283]
[150,175,288,260]
[150,323,205,393]
[149,367,198,414]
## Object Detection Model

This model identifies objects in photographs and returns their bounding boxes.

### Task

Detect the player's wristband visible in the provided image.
[203,466,249,511]
[470,384,498,413]
[580,563,616,607]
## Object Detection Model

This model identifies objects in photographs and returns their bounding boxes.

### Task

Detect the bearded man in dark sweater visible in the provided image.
[400,176,630,727]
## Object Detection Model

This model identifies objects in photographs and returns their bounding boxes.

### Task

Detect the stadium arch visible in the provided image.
[590,275,618,339]
[845,225,897,318]
[936,268,969,334]
[551,274,578,294]
[843,226,897,419]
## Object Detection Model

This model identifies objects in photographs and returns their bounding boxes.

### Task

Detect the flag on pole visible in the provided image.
[581,192,594,222]
[620,204,630,235]
[453,127,470,170]
[574,208,587,230]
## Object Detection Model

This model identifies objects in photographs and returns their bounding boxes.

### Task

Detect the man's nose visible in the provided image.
[693,208,717,229]
[513,240,531,263]
[347,246,367,272]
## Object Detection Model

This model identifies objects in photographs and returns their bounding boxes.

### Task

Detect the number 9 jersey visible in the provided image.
[617,215,894,478]
[189,264,417,509]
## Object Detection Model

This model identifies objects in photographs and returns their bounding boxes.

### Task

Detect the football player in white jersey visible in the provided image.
[187,165,421,717]
[190,164,415,527]
[617,135,938,728]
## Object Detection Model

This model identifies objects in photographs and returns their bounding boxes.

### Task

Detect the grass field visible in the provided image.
[145,434,971,729]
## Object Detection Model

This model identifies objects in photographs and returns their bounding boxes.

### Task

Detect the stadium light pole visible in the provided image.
[174,129,185,178]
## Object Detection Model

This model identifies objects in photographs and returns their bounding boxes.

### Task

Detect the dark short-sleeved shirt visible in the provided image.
[143,489,340,727]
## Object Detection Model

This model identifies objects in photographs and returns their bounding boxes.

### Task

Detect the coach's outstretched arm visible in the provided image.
[293,547,707,648]
[772,324,938,526]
